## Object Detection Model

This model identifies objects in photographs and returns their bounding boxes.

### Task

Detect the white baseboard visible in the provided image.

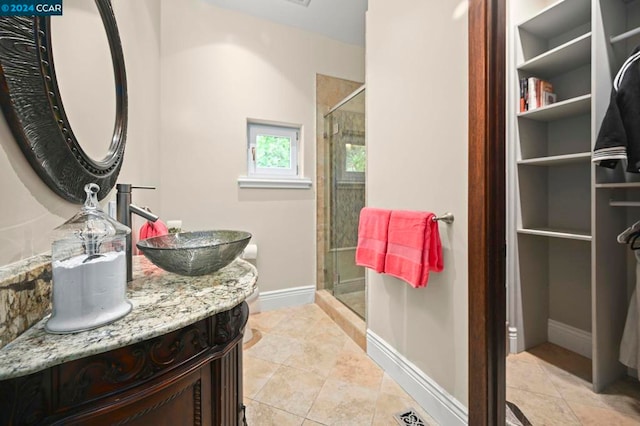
[258,285,316,312]
[366,330,468,426]
[508,326,519,354]
[547,319,592,359]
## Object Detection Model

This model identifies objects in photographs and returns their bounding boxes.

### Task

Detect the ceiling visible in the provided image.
[203,0,367,46]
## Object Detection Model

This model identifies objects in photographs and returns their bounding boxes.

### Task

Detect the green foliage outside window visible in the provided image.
[345,144,365,172]
[256,135,291,168]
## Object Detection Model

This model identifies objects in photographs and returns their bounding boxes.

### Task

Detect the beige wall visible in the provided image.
[0,0,161,267]
[160,0,365,293]
[366,0,469,406]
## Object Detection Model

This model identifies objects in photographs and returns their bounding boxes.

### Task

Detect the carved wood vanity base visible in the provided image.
[0,301,249,426]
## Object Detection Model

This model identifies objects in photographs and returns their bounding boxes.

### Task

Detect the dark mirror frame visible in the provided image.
[0,0,127,204]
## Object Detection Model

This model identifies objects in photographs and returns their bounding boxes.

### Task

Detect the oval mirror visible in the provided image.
[50,0,116,162]
[0,0,127,203]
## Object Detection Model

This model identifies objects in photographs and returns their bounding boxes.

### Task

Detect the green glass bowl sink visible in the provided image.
[137,230,251,276]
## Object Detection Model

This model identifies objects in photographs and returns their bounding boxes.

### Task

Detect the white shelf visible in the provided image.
[518,152,591,166]
[518,0,591,39]
[609,200,640,207]
[596,182,640,189]
[237,176,312,189]
[517,227,592,241]
[518,33,591,77]
[518,94,591,121]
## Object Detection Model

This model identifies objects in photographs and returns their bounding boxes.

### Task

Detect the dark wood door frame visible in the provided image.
[468,0,506,425]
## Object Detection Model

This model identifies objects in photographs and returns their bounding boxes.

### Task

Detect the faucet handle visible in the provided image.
[116,184,156,193]
[129,204,159,222]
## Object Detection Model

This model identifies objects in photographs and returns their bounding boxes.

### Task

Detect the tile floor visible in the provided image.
[245,304,640,425]
[243,303,438,425]
[507,342,640,425]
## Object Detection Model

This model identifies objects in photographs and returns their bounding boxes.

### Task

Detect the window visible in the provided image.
[248,123,299,177]
[239,121,311,189]
[337,138,365,183]
[345,143,365,173]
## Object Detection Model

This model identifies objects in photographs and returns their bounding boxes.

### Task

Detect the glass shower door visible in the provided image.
[325,88,366,319]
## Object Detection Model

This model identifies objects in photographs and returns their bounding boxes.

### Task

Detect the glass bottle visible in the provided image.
[46,183,132,333]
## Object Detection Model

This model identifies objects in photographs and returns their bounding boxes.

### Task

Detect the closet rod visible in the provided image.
[610,26,640,44]
[609,200,640,207]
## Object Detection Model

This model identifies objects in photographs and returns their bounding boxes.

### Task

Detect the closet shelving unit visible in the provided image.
[515,0,592,243]
[510,0,638,392]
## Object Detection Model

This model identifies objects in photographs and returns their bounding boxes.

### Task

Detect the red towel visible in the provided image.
[139,220,169,241]
[355,207,392,273]
[384,210,443,288]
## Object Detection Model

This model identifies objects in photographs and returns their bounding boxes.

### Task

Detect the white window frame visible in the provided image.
[238,120,312,189]
[247,123,298,177]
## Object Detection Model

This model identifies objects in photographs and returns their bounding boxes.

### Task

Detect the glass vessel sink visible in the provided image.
[136,230,251,276]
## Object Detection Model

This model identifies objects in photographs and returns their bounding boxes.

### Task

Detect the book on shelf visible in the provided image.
[528,77,539,110]
[542,90,556,107]
[539,80,554,107]
[519,78,527,112]
[519,77,556,112]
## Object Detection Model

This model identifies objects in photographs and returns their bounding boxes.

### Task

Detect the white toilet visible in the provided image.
[242,244,259,344]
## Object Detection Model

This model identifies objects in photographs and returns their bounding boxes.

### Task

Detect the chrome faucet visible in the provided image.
[116,183,159,281]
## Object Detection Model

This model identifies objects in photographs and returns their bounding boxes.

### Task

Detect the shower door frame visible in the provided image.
[468,0,506,425]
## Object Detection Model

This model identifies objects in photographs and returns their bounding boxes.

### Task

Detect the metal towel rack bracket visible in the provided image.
[432,212,454,224]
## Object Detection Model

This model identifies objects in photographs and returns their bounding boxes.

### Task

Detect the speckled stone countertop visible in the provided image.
[0,254,52,348]
[0,256,257,380]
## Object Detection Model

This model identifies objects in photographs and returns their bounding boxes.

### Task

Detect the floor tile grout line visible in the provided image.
[505,384,566,401]
[252,386,323,420]
[247,396,310,423]
[253,357,327,420]
[525,351,606,418]
[302,375,332,422]
[508,355,593,403]
[243,356,280,400]
[534,354,575,403]
[562,397,585,426]
[260,317,349,377]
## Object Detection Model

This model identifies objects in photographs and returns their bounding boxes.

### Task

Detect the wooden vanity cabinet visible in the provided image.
[64,360,215,426]
[0,302,248,426]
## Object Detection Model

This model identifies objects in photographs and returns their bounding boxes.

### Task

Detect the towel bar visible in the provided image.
[432,212,454,224]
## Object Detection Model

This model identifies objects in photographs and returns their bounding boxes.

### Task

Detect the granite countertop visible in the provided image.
[0,256,258,380]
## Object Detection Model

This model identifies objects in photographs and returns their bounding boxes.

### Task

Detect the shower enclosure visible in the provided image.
[323,87,366,319]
